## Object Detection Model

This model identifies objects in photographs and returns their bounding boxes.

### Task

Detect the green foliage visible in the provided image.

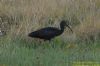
[0,37,100,66]
[0,0,100,66]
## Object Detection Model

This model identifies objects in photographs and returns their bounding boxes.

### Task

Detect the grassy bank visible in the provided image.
[0,0,100,66]
[0,37,100,66]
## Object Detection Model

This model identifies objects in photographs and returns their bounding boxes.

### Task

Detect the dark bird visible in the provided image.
[28,20,73,41]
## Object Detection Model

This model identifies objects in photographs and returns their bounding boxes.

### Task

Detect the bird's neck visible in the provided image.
[60,26,65,34]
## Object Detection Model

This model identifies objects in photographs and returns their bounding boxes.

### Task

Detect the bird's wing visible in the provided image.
[37,27,59,36]
[28,27,60,39]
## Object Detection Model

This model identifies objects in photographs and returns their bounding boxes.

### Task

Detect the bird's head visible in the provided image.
[60,20,73,33]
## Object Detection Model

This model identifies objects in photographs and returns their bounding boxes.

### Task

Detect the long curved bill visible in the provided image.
[66,25,73,33]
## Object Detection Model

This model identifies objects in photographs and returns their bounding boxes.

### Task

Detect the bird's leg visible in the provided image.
[44,39,47,41]
[38,39,42,43]
[49,39,51,42]
[49,39,56,48]
[33,39,43,48]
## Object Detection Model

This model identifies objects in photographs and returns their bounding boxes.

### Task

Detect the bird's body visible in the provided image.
[28,20,73,41]
[29,27,63,40]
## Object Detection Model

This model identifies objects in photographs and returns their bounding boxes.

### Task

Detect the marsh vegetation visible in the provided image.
[0,0,100,66]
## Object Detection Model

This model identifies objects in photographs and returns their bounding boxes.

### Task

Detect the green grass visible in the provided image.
[0,0,100,66]
[0,37,100,66]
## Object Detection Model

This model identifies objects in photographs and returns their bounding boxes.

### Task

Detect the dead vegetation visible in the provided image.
[0,0,100,41]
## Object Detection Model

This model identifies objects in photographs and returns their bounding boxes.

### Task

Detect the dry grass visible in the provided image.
[0,0,100,41]
[0,1,100,65]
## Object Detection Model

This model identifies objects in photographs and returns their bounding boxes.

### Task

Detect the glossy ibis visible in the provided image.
[28,20,73,41]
